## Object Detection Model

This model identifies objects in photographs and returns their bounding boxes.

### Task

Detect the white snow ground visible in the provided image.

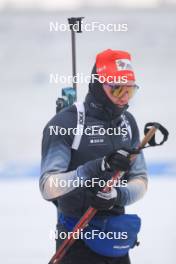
[0,177,175,264]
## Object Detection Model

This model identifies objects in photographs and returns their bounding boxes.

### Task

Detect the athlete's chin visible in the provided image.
[115,103,126,108]
[109,97,127,108]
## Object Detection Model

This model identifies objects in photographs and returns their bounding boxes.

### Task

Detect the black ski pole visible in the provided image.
[68,17,84,101]
[56,17,84,112]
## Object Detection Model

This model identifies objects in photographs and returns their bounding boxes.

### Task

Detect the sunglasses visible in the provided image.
[107,83,139,99]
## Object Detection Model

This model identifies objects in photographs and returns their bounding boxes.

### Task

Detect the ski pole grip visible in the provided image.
[68,17,84,33]
[140,125,158,149]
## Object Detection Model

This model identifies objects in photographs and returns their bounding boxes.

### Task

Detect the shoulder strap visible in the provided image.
[71,102,85,150]
[121,114,132,140]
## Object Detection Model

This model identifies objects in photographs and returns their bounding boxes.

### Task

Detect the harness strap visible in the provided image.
[71,102,85,150]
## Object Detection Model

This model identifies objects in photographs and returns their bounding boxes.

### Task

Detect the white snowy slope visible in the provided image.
[0,0,175,10]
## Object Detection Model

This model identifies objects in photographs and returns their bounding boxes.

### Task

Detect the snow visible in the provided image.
[0,0,174,11]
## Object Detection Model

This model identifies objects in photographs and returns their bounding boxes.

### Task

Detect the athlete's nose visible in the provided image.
[118,91,129,104]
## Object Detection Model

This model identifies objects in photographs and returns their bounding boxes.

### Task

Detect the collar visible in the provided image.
[84,92,128,122]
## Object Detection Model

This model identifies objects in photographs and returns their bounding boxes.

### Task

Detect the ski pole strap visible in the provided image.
[144,122,169,147]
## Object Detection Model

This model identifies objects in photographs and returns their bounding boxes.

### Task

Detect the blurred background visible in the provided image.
[0,0,176,263]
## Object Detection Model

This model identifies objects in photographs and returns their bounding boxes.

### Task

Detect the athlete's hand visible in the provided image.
[101,148,132,173]
[82,148,137,194]
[89,187,118,210]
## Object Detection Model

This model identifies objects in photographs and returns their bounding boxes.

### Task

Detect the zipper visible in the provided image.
[108,120,116,150]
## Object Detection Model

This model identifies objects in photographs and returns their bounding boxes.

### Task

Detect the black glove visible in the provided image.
[102,148,136,172]
[89,187,118,210]
[85,148,140,210]
[83,148,136,195]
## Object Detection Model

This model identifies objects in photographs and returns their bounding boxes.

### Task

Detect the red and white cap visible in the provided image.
[96,49,136,84]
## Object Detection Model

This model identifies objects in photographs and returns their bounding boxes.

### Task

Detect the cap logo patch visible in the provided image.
[115,59,132,71]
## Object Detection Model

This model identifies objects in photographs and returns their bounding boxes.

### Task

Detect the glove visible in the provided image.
[102,149,132,172]
[84,148,136,210]
[83,148,134,195]
[90,149,131,194]
[89,187,117,210]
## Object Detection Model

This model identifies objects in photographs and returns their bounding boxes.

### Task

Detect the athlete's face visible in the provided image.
[103,83,137,107]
